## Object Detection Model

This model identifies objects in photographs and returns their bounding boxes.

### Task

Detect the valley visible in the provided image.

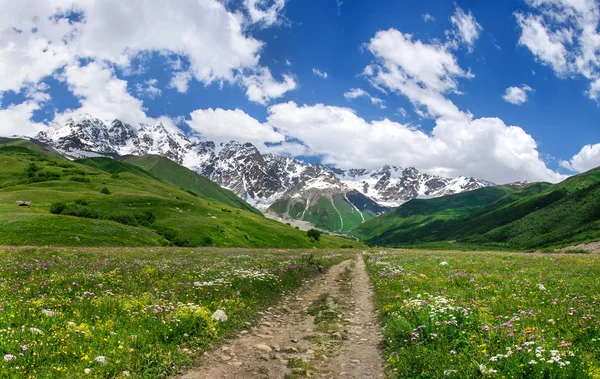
[34,116,489,233]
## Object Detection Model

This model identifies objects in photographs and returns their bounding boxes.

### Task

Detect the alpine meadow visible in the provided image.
[1,0,600,378]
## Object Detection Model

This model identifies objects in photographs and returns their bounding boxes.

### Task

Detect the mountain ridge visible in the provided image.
[34,116,492,231]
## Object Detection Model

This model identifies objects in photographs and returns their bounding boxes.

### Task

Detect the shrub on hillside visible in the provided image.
[71,176,90,183]
[50,202,67,215]
[100,187,111,195]
[307,229,322,241]
[106,211,156,227]
[154,226,191,247]
[26,163,40,177]
[62,205,100,219]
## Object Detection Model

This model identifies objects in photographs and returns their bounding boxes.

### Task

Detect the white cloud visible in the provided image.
[241,68,297,105]
[560,143,600,172]
[423,13,436,22]
[312,69,328,79]
[358,26,565,183]
[54,61,150,127]
[0,0,295,111]
[343,88,369,99]
[516,0,600,101]
[0,101,46,137]
[364,28,472,121]
[516,13,569,74]
[343,88,386,109]
[503,85,534,104]
[266,102,565,184]
[136,79,162,99]
[448,6,483,52]
[169,71,193,94]
[187,108,284,148]
[243,0,287,27]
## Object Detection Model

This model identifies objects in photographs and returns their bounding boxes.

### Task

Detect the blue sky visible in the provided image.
[1,0,600,184]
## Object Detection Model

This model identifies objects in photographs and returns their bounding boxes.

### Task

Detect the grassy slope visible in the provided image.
[271,193,375,233]
[356,167,600,250]
[0,146,362,249]
[354,186,518,241]
[121,155,261,215]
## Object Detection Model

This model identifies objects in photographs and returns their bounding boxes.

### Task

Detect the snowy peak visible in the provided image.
[35,116,492,214]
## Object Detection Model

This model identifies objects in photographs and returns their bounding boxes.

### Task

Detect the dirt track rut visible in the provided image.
[179,255,384,379]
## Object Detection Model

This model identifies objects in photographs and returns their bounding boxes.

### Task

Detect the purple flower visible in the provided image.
[482,326,489,332]
[21,346,27,351]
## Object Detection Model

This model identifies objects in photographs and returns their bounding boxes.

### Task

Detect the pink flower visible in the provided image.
[21,346,27,351]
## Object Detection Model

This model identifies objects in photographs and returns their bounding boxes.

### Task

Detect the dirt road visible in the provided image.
[179,255,384,379]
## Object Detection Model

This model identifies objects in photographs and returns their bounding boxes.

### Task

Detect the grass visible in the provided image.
[365,251,600,378]
[120,155,262,215]
[270,192,382,233]
[0,147,363,249]
[355,167,600,250]
[0,246,351,378]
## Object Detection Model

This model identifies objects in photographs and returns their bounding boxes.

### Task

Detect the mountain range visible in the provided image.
[34,116,491,231]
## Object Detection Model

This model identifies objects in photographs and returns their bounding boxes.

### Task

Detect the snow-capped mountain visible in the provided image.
[35,116,492,230]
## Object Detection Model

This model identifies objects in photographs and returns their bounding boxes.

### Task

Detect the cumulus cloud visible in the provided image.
[0,0,295,130]
[241,68,297,105]
[244,0,287,27]
[53,61,151,127]
[343,88,386,109]
[503,85,534,104]
[187,108,284,148]
[516,0,600,100]
[364,28,473,121]
[266,102,564,184]
[447,6,483,52]
[560,144,600,172]
[0,101,46,137]
[358,26,565,183]
[136,79,162,99]
[312,69,328,79]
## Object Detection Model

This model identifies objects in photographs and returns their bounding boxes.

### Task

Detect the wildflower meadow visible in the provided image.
[0,247,346,378]
[366,251,600,378]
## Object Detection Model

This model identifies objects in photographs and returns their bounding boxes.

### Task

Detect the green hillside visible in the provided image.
[354,168,600,250]
[0,137,63,158]
[0,140,361,249]
[121,155,261,215]
[270,192,381,233]
[353,186,518,241]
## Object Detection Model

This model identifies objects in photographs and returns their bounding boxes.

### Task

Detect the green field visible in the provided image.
[0,141,362,249]
[355,166,600,250]
[0,246,350,378]
[366,251,600,378]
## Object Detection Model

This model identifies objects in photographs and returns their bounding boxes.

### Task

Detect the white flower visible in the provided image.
[212,309,228,322]
[29,327,44,334]
[4,354,14,362]
[95,356,107,364]
[41,309,56,317]
[67,322,76,328]
[439,261,449,266]
[537,284,546,291]
[123,371,131,377]
[84,368,92,374]
[528,360,537,365]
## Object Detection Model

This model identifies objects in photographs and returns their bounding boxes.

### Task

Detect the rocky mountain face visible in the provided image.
[35,116,492,231]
